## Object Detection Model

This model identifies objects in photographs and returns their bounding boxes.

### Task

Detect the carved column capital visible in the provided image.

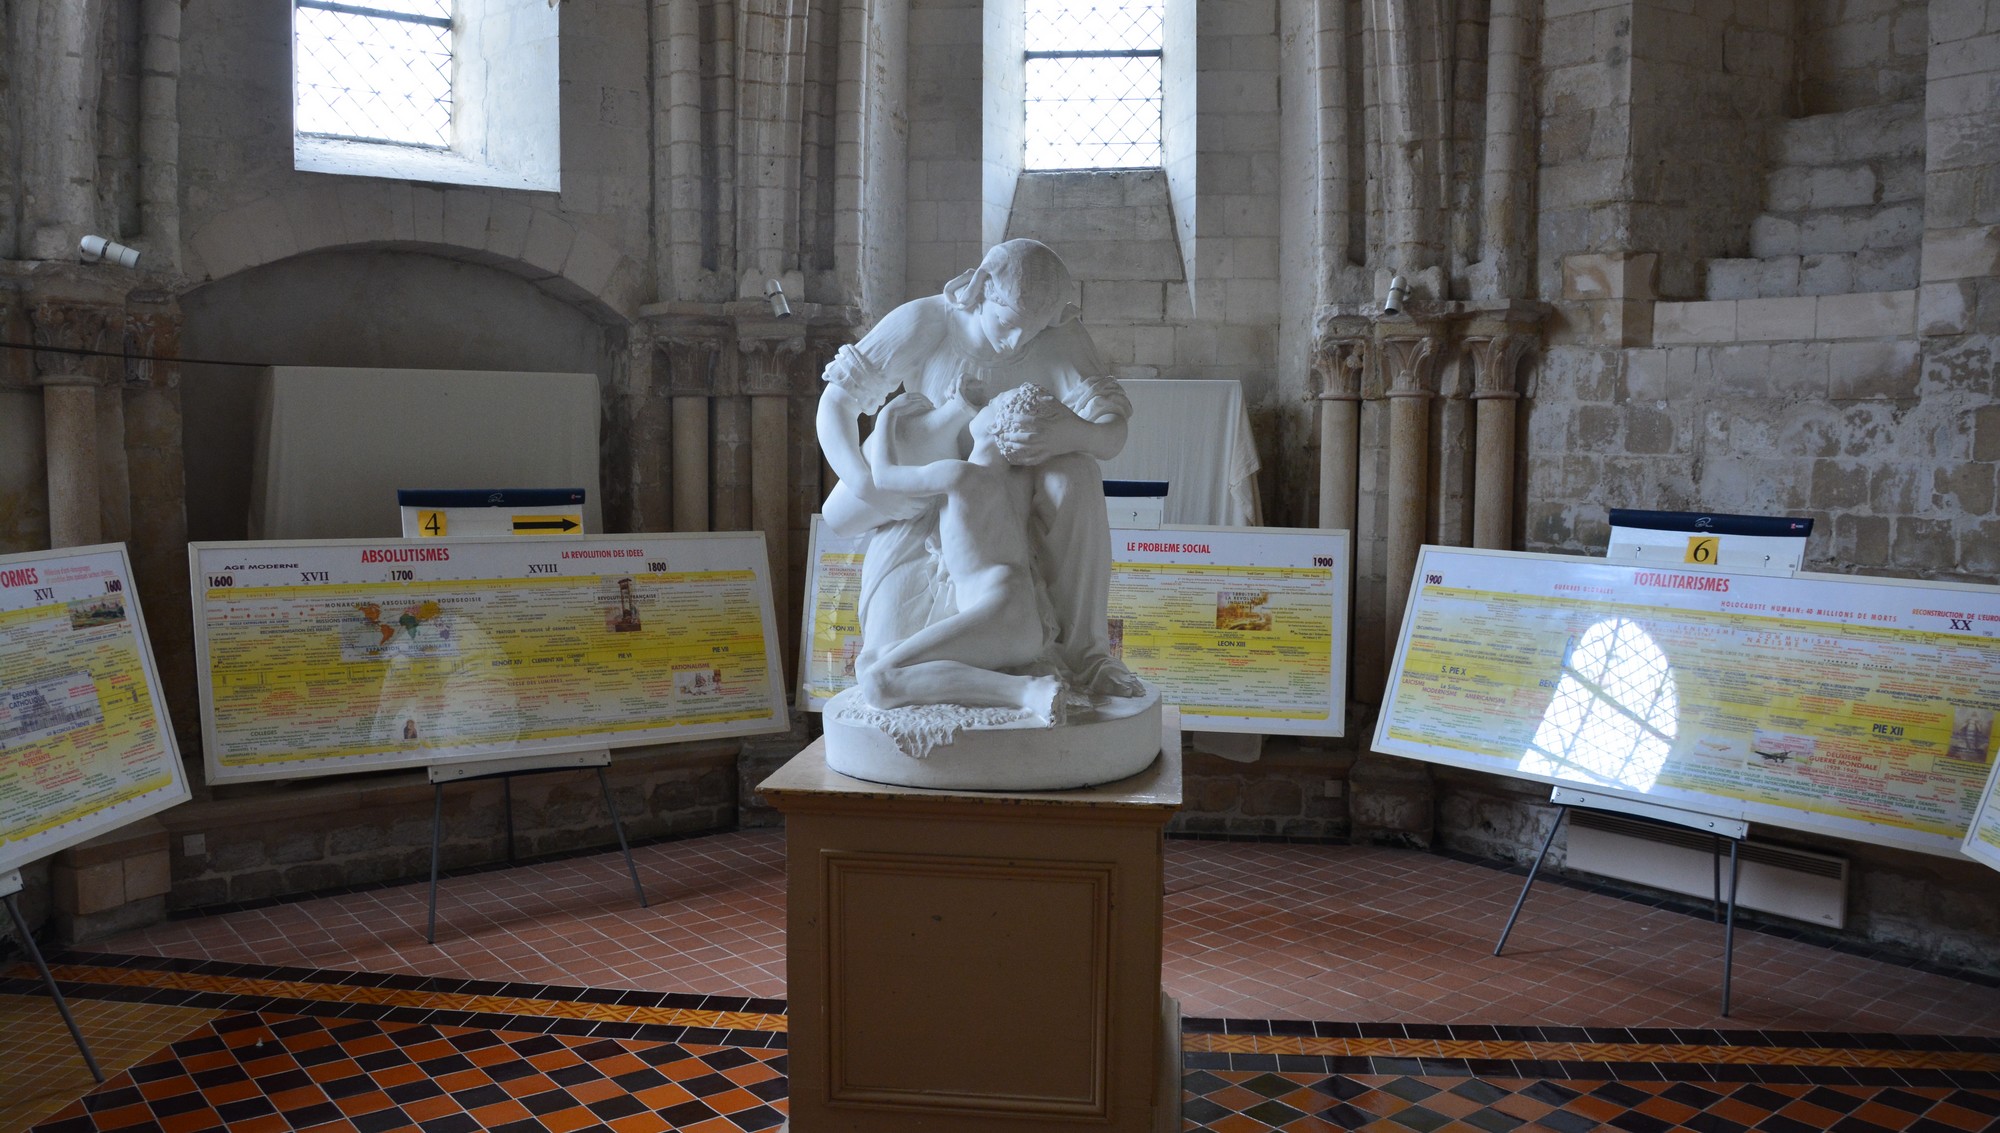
[1378,333,1444,398]
[657,333,726,397]
[736,334,809,396]
[1464,333,1533,401]
[1310,336,1369,402]
[30,300,119,387]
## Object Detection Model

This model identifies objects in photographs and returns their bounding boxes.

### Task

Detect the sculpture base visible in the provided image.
[760,732,1183,1132]
[823,685,1163,791]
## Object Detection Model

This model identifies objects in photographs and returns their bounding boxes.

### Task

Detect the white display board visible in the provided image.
[1964,762,2000,874]
[1375,546,2000,856]
[1605,509,1814,572]
[192,534,788,784]
[249,367,602,540]
[800,521,1350,736]
[398,488,589,539]
[0,544,189,875]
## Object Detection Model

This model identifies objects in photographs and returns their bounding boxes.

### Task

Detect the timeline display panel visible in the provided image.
[1964,763,2000,874]
[193,535,788,783]
[0,544,189,875]
[800,522,1350,736]
[1375,547,2000,857]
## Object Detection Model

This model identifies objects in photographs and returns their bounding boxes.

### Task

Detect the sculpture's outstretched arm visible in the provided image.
[871,457,962,497]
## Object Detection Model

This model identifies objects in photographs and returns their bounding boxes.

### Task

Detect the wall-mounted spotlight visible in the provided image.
[764,278,793,319]
[79,235,141,268]
[1382,273,1408,317]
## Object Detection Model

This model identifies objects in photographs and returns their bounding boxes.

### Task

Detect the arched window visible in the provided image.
[1523,618,1679,793]
[1024,1,1165,170]
[292,0,559,191]
[294,0,453,148]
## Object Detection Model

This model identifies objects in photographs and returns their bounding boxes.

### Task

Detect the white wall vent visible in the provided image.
[1565,809,1848,929]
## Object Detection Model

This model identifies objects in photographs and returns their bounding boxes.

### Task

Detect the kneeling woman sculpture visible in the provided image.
[815,239,1161,789]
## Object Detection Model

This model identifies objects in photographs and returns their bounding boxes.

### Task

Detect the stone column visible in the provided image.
[1465,334,1531,551]
[1367,0,1441,275]
[1311,335,1367,533]
[32,300,119,548]
[662,336,720,533]
[18,1,104,260]
[139,0,182,272]
[41,377,102,547]
[1475,0,1534,300]
[1312,0,1353,292]
[1379,332,1441,651]
[655,0,712,300]
[740,331,806,684]
[735,0,808,296]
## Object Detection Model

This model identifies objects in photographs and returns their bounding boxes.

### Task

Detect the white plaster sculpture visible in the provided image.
[815,239,1160,789]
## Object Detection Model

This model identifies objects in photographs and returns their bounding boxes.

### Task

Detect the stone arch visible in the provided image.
[180,183,644,324]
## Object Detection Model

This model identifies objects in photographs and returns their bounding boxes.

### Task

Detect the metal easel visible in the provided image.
[2,869,104,1082]
[1493,787,1750,1016]
[424,749,647,943]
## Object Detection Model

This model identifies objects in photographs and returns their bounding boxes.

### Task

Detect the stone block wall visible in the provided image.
[905,0,986,299]
[1798,0,1928,115]
[1524,293,1995,580]
[51,818,172,944]
[174,1,651,306]
[157,743,738,917]
[1006,170,1225,379]
[1709,102,1926,300]
[1170,741,1355,840]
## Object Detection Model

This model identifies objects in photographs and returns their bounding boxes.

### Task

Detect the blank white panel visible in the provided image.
[250,367,600,539]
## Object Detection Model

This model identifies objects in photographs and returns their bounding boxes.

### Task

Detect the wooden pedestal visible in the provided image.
[761,731,1182,1133]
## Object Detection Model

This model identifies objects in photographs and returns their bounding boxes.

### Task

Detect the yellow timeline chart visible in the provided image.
[798,521,1350,736]
[0,545,188,875]
[1108,562,1335,724]
[1377,547,2000,858]
[801,548,865,706]
[194,535,788,783]
[1959,733,2000,875]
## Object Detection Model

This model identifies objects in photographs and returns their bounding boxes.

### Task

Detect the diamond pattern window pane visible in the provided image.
[1025,1,1164,52]
[1024,55,1162,170]
[295,1,452,149]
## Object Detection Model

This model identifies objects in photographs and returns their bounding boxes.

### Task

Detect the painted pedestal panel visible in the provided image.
[761,732,1182,1133]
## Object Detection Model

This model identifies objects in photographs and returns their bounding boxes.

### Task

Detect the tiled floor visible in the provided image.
[0,994,222,1131]
[4,829,1997,1132]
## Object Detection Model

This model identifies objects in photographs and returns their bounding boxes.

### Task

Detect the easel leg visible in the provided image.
[503,777,516,866]
[1710,834,1723,922]
[5,893,104,1083]
[1495,806,1566,956]
[427,783,444,945]
[597,767,647,908]
[1721,837,1741,1017]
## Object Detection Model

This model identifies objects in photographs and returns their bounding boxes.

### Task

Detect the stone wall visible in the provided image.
[1522,292,1996,575]
[163,743,738,913]
[905,0,985,299]
[1170,741,1355,840]
[1798,0,1928,115]
[175,2,651,301]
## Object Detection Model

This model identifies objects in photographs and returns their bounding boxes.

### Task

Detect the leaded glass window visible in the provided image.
[1024,1,1164,170]
[294,0,454,149]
